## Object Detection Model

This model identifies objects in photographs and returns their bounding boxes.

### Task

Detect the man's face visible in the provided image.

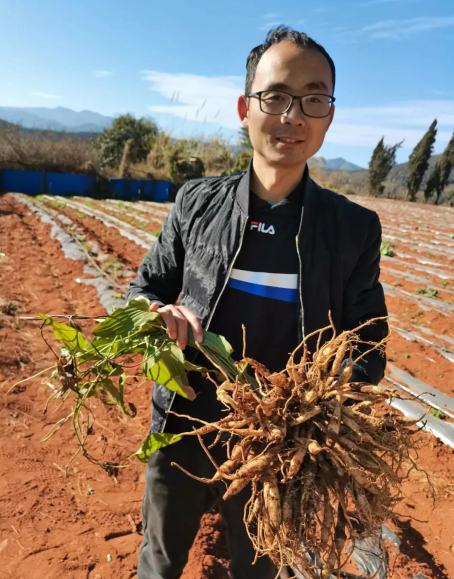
[238,41,335,168]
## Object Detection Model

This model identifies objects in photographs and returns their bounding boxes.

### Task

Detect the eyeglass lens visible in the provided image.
[260,91,332,117]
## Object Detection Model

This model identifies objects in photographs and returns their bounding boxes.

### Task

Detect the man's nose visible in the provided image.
[280,99,306,126]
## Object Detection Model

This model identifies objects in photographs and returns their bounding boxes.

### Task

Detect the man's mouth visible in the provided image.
[275,136,304,144]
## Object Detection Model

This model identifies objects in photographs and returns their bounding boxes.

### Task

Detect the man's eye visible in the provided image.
[306,96,322,103]
[265,93,285,102]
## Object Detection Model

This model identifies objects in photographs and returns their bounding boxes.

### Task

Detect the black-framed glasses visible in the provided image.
[247,90,335,118]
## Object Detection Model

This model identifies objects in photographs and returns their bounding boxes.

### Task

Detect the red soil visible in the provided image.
[90,199,166,228]
[1,193,454,579]
[0,195,227,579]
[39,197,148,271]
[73,199,163,237]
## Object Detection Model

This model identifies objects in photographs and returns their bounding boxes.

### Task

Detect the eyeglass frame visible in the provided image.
[247,90,336,118]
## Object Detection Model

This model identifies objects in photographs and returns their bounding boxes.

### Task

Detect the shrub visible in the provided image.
[97,114,158,169]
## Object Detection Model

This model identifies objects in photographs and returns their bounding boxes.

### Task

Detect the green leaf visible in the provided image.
[86,359,123,377]
[191,328,244,383]
[184,360,207,373]
[99,378,131,414]
[39,314,89,356]
[132,432,181,463]
[79,334,147,363]
[93,299,160,338]
[137,316,166,335]
[200,330,233,357]
[144,343,195,400]
[99,362,123,376]
[380,241,395,257]
[142,345,161,377]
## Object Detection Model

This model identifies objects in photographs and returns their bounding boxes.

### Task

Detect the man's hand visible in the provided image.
[150,302,203,350]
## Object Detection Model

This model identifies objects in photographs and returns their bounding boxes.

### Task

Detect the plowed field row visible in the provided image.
[1,192,454,579]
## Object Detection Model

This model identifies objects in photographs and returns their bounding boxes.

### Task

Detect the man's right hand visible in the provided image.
[150,302,203,351]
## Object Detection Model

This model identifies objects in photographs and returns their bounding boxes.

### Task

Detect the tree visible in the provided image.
[239,126,252,151]
[367,137,402,196]
[233,127,253,172]
[406,119,437,202]
[424,132,454,205]
[235,150,253,172]
[97,114,158,168]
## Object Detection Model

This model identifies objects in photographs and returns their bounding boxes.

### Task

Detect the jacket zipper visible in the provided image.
[296,203,305,341]
[161,215,249,433]
[295,236,305,341]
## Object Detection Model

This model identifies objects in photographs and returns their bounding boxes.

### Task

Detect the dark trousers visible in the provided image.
[138,436,277,579]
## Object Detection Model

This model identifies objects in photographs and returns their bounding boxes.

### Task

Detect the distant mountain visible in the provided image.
[386,154,453,184]
[310,157,364,172]
[0,106,114,133]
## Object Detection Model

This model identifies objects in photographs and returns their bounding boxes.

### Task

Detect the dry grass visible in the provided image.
[144,134,235,178]
[0,125,236,182]
[0,125,101,175]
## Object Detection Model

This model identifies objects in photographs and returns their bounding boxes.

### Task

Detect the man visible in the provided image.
[127,26,388,579]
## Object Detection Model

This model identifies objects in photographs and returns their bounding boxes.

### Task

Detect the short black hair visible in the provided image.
[245,26,336,95]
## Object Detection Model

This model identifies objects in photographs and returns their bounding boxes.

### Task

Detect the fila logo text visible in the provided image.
[250,221,275,235]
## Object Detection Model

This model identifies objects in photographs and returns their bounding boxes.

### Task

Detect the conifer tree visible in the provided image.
[424,132,454,204]
[367,137,402,196]
[424,162,441,204]
[407,119,437,202]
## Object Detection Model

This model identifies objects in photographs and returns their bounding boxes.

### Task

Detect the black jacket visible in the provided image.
[127,166,388,434]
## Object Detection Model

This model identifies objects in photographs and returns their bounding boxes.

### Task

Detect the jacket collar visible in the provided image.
[235,163,252,215]
[235,160,317,219]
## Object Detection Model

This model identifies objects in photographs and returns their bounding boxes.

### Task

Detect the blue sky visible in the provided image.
[1,0,454,167]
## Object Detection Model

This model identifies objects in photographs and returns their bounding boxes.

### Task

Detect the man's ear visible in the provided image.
[237,95,249,128]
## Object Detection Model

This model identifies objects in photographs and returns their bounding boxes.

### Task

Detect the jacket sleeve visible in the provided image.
[126,185,186,306]
[341,212,389,385]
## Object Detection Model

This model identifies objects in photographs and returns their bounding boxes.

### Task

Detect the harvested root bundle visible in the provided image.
[171,318,423,578]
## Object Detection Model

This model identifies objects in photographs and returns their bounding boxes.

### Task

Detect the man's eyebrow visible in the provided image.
[303,81,329,91]
[261,80,330,92]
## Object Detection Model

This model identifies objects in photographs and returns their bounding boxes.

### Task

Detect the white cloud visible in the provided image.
[94,70,113,77]
[326,124,452,148]
[362,16,454,39]
[142,70,244,130]
[142,70,454,149]
[30,92,61,99]
[329,100,454,148]
[335,101,454,129]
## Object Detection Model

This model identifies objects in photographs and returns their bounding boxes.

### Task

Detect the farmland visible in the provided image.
[1,191,454,579]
